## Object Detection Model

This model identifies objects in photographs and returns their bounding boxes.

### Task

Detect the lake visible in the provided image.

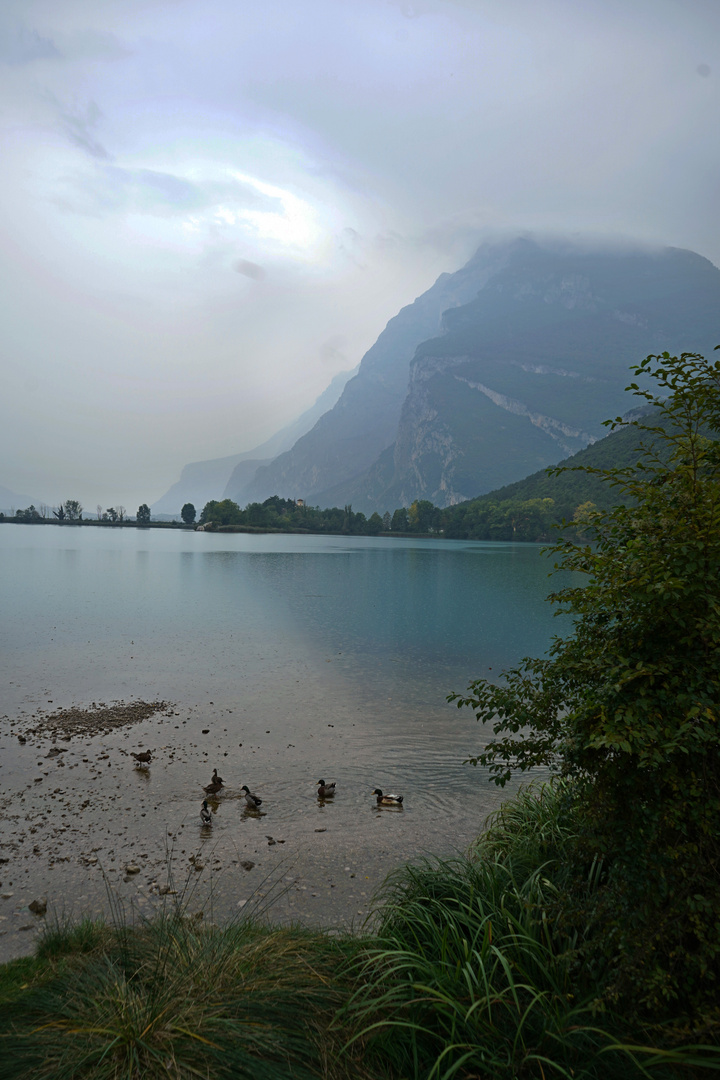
[0,525,569,959]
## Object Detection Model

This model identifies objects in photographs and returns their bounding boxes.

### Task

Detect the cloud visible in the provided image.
[233,259,267,280]
[336,226,368,268]
[389,0,438,18]
[58,99,112,160]
[56,29,130,63]
[0,21,60,64]
[56,162,282,222]
[0,7,131,65]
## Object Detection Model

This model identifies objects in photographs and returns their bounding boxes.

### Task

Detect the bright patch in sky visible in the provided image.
[186,170,324,256]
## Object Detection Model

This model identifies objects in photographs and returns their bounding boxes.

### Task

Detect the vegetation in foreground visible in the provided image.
[2,782,718,1079]
[0,912,371,1080]
[345,782,720,1079]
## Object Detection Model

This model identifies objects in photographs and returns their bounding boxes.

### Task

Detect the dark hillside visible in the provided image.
[469,415,653,517]
[340,240,720,512]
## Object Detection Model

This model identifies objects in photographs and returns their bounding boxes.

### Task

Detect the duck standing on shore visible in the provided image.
[131,750,152,768]
[203,779,223,796]
[316,779,336,797]
[372,788,403,805]
[240,785,262,810]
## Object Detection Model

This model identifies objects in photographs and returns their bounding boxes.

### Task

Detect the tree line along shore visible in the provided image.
[1,494,594,542]
[3,416,642,542]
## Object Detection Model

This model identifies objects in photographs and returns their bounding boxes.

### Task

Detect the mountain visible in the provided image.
[437,404,695,541]
[222,367,358,505]
[151,367,357,516]
[160,238,720,517]
[304,238,720,512]
[461,408,654,516]
[239,244,518,506]
[0,483,38,514]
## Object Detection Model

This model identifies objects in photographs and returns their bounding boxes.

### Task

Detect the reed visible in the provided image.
[341,782,720,1079]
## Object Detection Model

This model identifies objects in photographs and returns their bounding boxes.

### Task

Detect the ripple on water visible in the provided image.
[0,530,561,958]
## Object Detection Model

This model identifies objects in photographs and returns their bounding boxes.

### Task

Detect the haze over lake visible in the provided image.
[0,525,571,959]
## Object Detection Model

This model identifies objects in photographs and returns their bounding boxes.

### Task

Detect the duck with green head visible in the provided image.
[241,785,262,810]
[372,788,403,805]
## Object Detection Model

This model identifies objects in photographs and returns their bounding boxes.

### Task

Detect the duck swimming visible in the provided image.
[200,800,213,827]
[372,788,403,805]
[203,780,223,796]
[316,779,336,797]
[241,784,262,810]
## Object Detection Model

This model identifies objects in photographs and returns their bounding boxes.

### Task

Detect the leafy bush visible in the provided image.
[450,350,720,1022]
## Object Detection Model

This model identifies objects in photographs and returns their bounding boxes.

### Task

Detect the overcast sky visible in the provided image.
[1,0,719,510]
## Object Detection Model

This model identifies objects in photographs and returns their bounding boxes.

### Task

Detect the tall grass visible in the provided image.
[3,782,718,1078]
[0,908,374,1080]
[342,782,720,1079]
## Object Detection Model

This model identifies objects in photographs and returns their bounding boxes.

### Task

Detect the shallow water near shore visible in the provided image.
[0,525,567,960]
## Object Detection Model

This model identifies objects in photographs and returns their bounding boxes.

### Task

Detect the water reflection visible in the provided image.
[0,526,568,957]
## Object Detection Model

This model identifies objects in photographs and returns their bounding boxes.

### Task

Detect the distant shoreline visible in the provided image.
[0,517,441,539]
[0,517,195,530]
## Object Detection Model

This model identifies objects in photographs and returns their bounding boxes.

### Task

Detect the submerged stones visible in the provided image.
[25,701,173,741]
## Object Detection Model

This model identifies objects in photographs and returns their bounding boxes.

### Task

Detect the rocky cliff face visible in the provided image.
[165,238,720,517]
[322,239,720,512]
[239,243,521,505]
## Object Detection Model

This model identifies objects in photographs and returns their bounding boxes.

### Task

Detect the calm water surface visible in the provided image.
[0,525,569,958]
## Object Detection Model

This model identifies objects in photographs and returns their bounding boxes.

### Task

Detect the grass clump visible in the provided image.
[34,917,112,963]
[0,909,375,1080]
[0,955,47,1008]
[342,781,720,1079]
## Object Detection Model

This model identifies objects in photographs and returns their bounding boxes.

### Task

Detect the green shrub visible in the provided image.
[450,350,720,1021]
[343,783,720,1079]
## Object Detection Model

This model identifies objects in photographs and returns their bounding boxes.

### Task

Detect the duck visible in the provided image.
[203,779,223,796]
[200,800,213,827]
[372,788,403,805]
[131,750,152,768]
[208,768,224,787]
[316,779,336,797]
[240,784,262,810]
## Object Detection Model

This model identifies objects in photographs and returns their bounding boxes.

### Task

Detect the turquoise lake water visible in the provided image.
[0,525,571,958]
